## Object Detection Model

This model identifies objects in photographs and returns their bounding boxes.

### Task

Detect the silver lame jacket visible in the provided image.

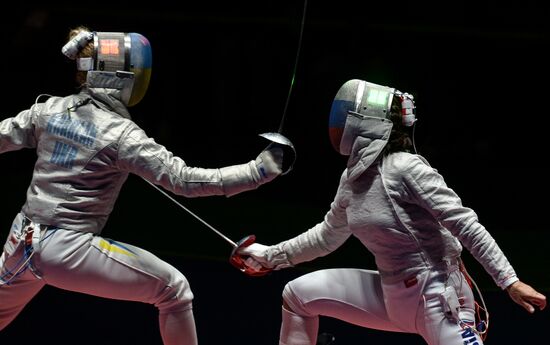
[267,153,519,290]
[0,88,267,234]
[263,116,518,290]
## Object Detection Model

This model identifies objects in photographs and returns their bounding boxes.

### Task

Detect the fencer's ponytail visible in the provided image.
[384,95,414,155]
[67,26,94,86]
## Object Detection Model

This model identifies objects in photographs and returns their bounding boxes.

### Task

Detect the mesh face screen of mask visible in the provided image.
[99,39,121,55]
[367,89,390,106]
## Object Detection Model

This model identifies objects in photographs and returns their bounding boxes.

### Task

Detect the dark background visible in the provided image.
[1,1,548,344]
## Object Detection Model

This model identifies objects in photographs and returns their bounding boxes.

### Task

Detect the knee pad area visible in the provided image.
[282,281,312,317]
[156,272,194,314]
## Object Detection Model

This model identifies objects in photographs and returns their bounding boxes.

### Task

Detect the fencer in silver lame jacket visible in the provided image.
[0,87,280,234]
[250,115,519,290]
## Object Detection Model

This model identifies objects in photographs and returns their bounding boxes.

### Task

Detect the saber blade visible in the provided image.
[143,179,238,248]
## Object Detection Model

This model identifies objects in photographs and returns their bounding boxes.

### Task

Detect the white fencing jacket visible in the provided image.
[265,116,518,290]
[0,88,269,234]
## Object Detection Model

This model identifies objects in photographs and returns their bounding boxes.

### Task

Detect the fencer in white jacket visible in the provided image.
[0,27,283,345]
[239,79,546,345]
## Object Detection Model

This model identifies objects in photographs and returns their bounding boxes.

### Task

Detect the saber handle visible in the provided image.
[229,234,272,277]
[143,179,238,248]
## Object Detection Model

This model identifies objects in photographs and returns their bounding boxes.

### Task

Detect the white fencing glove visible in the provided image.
[254,145,283,184]
[238,242,292,272]
[240,243,271,272]
[220,145,284,197]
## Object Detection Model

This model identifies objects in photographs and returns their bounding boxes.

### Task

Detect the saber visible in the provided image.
[144,179,237,247]
[258,0,307,175]
[144,0,309,276]
[143,178,270,276]
[278,0,308,134]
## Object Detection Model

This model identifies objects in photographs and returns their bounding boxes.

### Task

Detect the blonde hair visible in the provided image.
[68,26,94,85]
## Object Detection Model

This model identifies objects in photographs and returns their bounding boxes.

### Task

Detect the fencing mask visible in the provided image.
[328,79,416,156]
[62,30,152,107]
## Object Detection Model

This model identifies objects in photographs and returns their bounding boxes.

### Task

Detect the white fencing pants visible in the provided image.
[280,268,484,345]
[0,213,197,345]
